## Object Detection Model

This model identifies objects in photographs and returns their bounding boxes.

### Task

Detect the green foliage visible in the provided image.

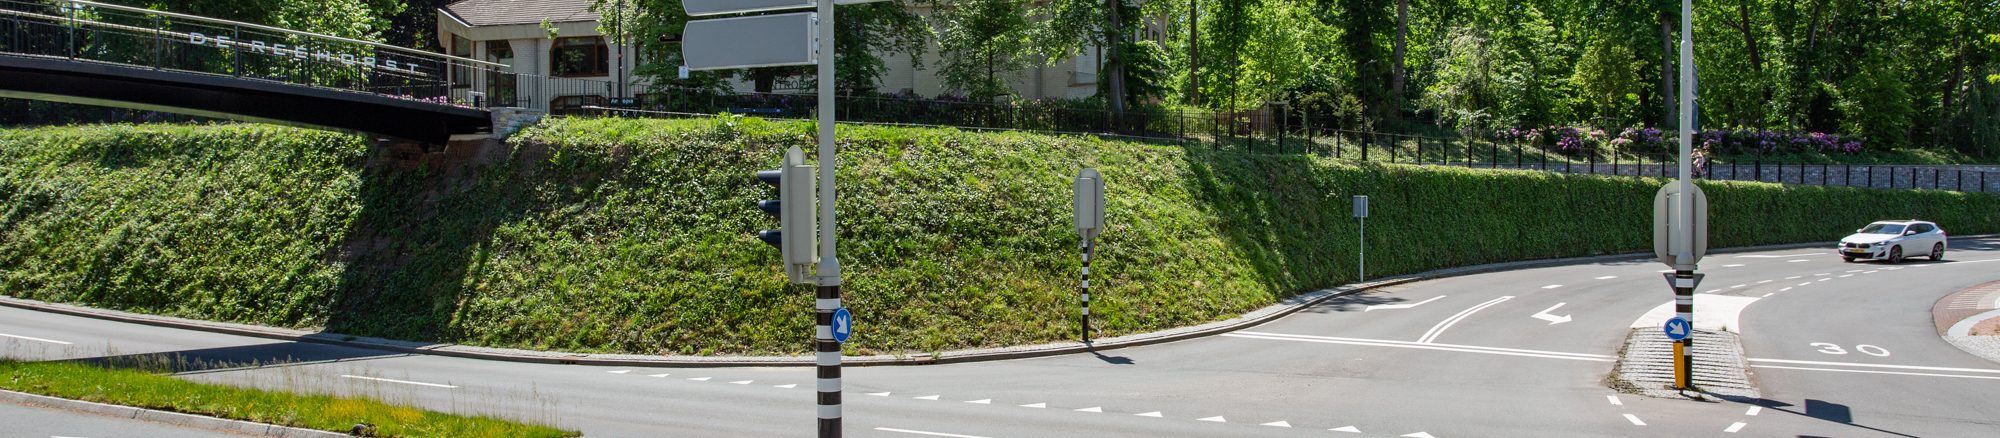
[4,120,1998,357]
[0,360,577,438]
[1837,52,1916,150]
[934,0,1034,99]
[1570,34,1643,120]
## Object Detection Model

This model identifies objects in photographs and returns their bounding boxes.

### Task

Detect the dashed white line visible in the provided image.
[1136,411,1163,417]
[607,370,631,374]
[1756,280,1773,284]
[1606,395,1622,405]
[1725,422,1747,433]
[1864,270,1879,273]
[775,384,797,388]
[1786,276,1802,279]
[965,399,990,404]
[867,392,892,396]
[1542,285,1563,289]
[647,373,670,377]
[1723,264,1746,267]
[1074,406,1102,412]
[1798,282,1813,286]
[687,377,711,381]
[1228,332,1613,362]
[1330,426,1362,433]
[1020,403,1046,408]
[1839,274,1853,277]
[1847,270,1864,272]
[1623,414,1647,425]
[0,333,71,345]
[1731,284,1746,288]
[1197,416,1227,422]
[1780,287,1792,292]
[1788,259,1812,262]
[341,375,456,388]
[914,395,940,400]
[1745,406,1762,416]
[1763,293,1774,297]
[1596,276,1618,280]
[874,427,990,438]
[1261,421,1292,427]
[729,380,753,385]
[1815,273,1831,276]
[1704,289,1722,294]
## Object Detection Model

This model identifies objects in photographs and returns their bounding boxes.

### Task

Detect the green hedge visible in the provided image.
[3,119,1996,356]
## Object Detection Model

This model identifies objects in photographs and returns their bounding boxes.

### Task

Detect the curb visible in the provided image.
[0,389,348,438]
[5,236,1995,368]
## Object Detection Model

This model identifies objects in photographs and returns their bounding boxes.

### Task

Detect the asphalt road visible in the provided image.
[0,399,261,438]
[4,241,1998,438]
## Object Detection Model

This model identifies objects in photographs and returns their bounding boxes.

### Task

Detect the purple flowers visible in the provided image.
[1496,126,1863,155]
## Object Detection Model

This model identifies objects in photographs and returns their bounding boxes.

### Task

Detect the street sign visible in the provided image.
[1653,180,1709,267]
[1663,317,1691,341]
[1074,168,1104,241]
[1352,195,1368,218]
[831,307,852,343]
[682,0,894,16]
[681,13,817,70]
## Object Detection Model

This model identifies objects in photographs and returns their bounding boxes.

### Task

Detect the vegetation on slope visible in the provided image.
[3,119,1997,357]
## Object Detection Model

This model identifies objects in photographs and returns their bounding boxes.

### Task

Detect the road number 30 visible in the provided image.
[1810,343,1890,356]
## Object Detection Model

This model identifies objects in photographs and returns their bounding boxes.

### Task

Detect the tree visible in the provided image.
[1571,34,1642,121]
[934,0,1034,99]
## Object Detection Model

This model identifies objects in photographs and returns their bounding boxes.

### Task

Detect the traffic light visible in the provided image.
[756,146,817,283]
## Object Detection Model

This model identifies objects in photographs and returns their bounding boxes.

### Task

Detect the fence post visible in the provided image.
[1361,133,1370,162]
[1390,136,1398,163]
[1958,169,1964,192]
[1845,164,1852,187]
[1755,159,1762,182]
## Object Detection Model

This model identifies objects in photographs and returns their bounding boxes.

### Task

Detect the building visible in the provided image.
[435,0,1145,110]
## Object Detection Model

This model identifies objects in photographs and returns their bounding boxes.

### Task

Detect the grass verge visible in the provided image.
[0,359,578,438]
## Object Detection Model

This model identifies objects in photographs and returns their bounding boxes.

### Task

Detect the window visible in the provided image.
[485,40,517,106]
[552,36,609,77]
[450,34,473,88]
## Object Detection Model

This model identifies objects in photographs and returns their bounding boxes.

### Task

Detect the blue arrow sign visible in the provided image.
[831,307,852,343]
[1663,317,1691,341]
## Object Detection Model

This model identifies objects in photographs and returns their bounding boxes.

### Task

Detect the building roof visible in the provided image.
[442,0,600,27]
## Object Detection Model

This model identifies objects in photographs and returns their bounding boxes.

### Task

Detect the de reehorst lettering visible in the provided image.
[188,32,421,74]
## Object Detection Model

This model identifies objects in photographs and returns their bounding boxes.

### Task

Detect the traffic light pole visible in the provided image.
[1673,0,1697,390]
[813,0,842,437]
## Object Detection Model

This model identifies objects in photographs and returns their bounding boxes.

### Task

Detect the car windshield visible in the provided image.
[1860,223,1907,235]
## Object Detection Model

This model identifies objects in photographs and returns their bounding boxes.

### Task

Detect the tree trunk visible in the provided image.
[1391,0,1408,111]
[1659,13,1675,129]
[755,68,775,93]
[1107,0,1126,115]
[1187,0,1200,105]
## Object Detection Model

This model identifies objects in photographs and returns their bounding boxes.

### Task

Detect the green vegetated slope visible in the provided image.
[3,119,1997,356]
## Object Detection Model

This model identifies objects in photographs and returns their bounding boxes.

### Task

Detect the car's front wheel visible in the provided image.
[1888,246,1904,264]
[1930,242,1945,261]
[1843,257,1856,263]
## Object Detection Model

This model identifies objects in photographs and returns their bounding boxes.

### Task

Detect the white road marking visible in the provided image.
[687,377,711,381]
[1781,287,1792,292]
[1745,406,1762,416]
[1788,259,1811,262]
[607,370,630,374]
[647,373,670,377]
[1419,296,1514,343]
[1786,276,1802,279]
[1864,270,1878,273]
[1135,411,1163,417]
[1624,414,1647,425]
[1731,284,1746,288]
[1818,278,1830,282]
[1847,270,1864,272]
[1402,432,1437,438]
[1261,421,1292,427]
[1737,254,1816,258]
[874,427,990,438]
[1020,403,1046,408]
[1723,264,1746,267]
[730,380,753,384]
[1763,293,1774,297]
[341,375,456,388]
[1330,426,1362,433]
[1596,276,1618,280]
[1227,332,1612,362]
[867,392,892,396]
[1367,295,1447,311]
[1757,280,1773,284]
[1840,274,1853,277]
[1725,422,1747,433]
[1798,282,1812,286]
[914,395,940,400]
[1631,294,1761,333]
[1606,395,1622,405]
[1542,284,1563,289]
[1747,358,2000,374]
[1658,269,1676,273]
[965,399,990,404]
[1815,273,1831,276]
[1751,365,2000,380]
[1705,289,1722,294]
[1531,303,1573,325]
[1075,406,1101,412]
[0,333,71,345]
[775,384,797,388]
[1197,416,1226,422]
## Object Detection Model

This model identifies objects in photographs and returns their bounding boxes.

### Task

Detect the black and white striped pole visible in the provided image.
[1074,169,1105,344]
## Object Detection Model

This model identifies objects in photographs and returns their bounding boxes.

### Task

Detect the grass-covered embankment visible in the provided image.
[3,119,1997,357]
[0,359,578,438]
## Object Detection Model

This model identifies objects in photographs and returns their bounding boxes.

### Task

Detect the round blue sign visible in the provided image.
[830,307,853,343]
[1663,317,1691,341]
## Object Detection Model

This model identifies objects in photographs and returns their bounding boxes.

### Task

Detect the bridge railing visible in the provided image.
[0,0,612,112]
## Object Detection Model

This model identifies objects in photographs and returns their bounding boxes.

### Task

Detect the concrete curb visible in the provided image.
[0,389,349,438]
[6,236,1995,368]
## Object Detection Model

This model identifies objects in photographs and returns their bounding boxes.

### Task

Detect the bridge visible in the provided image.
[0,0,608,144]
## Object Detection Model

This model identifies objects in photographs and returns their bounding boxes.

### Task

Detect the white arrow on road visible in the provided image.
[1367,295,1446,311]
[1530,303,1573,325]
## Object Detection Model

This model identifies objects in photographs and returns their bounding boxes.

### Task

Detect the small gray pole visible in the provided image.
[1354,195,1369,282]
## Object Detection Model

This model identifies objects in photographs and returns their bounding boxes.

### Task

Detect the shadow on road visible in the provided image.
[61,341,408,375]
[1295,293,1413,314]
[1720,397,1919,438]
[1088,349,1134,365]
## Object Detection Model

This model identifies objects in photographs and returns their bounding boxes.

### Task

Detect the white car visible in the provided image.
[1838,220,1947,263]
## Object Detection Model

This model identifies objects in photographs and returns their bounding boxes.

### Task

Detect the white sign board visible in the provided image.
[682,0,896,16]
[1653,180,1709,267]
[1074,168,1105,241]
[1353,195,1368,218]
[681,13,817,70]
